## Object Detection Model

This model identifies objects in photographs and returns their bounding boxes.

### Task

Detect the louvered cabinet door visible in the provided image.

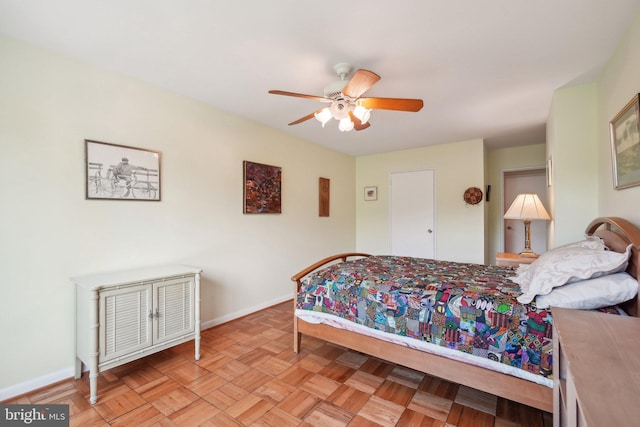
[99,284,153,363]
[153,276,195,344]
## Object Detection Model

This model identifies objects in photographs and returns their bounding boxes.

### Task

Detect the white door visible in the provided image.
[390,169,435,258]
[504,170,548,254]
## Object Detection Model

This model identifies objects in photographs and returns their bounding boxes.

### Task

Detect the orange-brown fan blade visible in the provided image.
[341,69,381,99]
[268,90,329,103]
[288,109,324,126]
[357,97,423,112]
[348,111,371,131]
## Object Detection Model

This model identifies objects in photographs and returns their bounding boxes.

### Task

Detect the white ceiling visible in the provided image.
[1,0,639,156]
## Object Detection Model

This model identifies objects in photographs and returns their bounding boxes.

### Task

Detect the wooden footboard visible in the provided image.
[291,253,370,352]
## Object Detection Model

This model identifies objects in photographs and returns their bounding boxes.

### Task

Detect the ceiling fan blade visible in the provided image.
[357,97,424,112]
[268,90,329,103]
[288,109,323,126]
[348,111,371,131]
[341,69,381,99]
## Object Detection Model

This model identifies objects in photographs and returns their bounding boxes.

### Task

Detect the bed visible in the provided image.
[290,217,640,413]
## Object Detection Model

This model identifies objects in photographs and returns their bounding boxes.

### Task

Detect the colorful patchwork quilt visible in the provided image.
[296,256,554,380]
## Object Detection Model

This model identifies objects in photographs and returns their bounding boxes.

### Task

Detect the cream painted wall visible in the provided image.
[546,8,640,243]
[547,83,599,246]
[486,144,546,263]
[356,140,486,264]
[0,35,356,395]
[597,9,640,224]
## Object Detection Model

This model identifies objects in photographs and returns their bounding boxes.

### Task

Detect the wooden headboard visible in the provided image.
[586,217,640,316]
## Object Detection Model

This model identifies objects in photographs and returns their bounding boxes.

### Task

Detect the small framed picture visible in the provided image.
[364,186,377,201]
[85,140,161,201]
[610,93,640,189]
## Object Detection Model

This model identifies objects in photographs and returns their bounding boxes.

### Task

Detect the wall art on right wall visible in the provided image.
[610,93,640,189]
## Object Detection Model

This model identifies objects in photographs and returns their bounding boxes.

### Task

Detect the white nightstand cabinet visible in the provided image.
[74,265,202,404]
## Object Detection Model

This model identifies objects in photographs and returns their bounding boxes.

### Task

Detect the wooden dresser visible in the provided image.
[552,307,640,426]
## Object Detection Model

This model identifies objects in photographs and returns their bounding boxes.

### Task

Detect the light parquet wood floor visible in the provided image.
[4,301,552,426]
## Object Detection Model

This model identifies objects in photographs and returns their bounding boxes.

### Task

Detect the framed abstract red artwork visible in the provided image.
[243,161,282,214]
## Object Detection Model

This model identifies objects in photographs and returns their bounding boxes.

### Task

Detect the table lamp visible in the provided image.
[504,193,551,258]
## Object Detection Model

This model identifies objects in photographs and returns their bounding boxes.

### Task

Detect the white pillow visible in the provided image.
[512,239,632,304]
[535,272,638,309]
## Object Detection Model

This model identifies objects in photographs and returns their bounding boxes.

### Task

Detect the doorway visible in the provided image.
[503,168,548,255]
[390,169,435,258]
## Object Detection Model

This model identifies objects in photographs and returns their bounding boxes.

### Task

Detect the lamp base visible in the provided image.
[518,219,539,258]
[518,248,539,258]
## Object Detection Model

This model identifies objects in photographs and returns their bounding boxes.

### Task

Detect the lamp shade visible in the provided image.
[504,193,550,220]
[353,105,371,124]
[338,117,354,132]
[314,108,332,127]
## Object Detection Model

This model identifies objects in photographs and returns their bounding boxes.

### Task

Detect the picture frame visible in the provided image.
[364,186,378,201]
[85,139,161,201]
[610,93,640,190]
[243,161,282,214]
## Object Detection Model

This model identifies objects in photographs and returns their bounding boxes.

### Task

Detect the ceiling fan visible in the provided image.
[268,63,423,132]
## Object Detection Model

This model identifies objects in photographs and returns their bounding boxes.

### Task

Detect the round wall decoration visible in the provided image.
[463,187,483,205]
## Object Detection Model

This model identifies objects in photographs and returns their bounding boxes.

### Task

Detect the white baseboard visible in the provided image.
[0,367,76,402]
[200,294,291,329]
[0,295,292,402]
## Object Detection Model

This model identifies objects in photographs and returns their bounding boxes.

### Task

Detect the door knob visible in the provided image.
[427,229,433,233]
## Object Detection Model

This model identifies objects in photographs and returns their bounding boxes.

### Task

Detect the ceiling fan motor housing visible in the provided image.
[323,62,353,99]
[323,80,348,99]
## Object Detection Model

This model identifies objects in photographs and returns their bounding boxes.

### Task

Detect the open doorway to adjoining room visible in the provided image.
[503,168,548,255]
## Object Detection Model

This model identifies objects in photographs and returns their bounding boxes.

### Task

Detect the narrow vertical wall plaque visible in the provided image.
[319,177,330,217]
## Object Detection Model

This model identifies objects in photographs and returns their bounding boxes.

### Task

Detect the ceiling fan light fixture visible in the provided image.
[338,117,354,132]
[269,63,423,132]
[353,105,371,124]
[314,108,332,127]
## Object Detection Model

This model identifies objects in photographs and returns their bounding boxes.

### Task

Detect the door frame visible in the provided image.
[500,166,547,253]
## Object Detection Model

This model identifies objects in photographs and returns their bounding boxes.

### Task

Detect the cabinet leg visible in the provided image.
[74,358,82,380]
[89,370,98,404]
